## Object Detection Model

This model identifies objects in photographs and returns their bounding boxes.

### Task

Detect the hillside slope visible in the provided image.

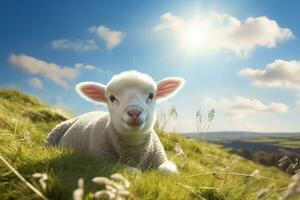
[0,89,297,200]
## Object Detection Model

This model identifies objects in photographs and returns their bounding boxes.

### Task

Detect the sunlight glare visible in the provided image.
[182,23,208,49]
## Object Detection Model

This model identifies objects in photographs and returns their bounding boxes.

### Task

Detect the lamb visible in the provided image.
[46,70,185,174]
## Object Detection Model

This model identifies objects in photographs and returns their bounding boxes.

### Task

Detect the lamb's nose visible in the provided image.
[127,110,142,119]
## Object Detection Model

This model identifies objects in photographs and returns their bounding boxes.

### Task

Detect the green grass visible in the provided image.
[0,89,298,200]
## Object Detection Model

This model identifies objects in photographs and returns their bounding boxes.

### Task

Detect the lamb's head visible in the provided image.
[76,71,185,135]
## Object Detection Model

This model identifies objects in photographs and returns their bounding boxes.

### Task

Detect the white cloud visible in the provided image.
[28,77,44,89]
[74,63,97,70]
[153,12,293,56]
[74,63,111,74]
[153,12,184,32]
[89,25,125,50]
[51,39,98,52]
[239,59,300,90]
[202,96,288,119]
[84,64,97,70]
[226,96,288,118]
[195,95,291,132]
[9,54,77,89]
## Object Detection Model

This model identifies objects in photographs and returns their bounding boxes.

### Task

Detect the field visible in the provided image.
[246,135,300,150]
[182,132,300,153]
[0,89,299,200]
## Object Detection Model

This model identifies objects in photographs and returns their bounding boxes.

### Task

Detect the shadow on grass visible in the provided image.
[18,150,123,200]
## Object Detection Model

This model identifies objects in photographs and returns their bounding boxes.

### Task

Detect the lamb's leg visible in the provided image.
[45,118,77,147]
[158,160,179,174]
[150,132,179,174]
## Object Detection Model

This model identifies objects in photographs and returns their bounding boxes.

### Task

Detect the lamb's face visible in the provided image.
[105,82,157,135]
[76,70,185,136]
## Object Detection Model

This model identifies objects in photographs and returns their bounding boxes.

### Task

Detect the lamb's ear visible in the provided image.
[76,82,108,104]
[156,77,185,101]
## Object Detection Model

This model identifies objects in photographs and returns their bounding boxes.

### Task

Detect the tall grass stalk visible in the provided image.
[0,155,48,200]
[157,106,178,132]
[196,108,215,150]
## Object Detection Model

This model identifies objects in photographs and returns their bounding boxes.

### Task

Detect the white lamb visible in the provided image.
[46,70,185,174]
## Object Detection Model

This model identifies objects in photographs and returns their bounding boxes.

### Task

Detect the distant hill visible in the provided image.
[179,131,300,141]
[179,131,300,174]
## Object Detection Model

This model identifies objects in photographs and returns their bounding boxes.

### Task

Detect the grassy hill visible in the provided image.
[0,89,298,200]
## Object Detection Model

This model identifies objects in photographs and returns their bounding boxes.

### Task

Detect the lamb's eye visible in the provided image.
[148,92,154,100]
[109,95,116,102]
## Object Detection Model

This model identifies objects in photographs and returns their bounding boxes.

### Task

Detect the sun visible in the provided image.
[181,22,210,50]
[185,28,203,46]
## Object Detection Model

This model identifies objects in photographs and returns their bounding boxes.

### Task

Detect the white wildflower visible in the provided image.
[174,143,184,156]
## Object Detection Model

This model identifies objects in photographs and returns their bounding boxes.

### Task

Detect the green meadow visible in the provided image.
[0,89,298,200]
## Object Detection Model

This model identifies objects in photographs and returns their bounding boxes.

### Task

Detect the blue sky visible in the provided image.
[1,0,300,132]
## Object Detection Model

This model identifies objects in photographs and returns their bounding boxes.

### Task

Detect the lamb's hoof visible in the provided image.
[158,160,179,175]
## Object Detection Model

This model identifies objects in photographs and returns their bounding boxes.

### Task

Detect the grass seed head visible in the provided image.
[280,172,300,200]
[32,173,48,191]
[279,156,289,163]
[73,178,84,200]
[94,190,116,199]
[93,174,130,200]
[93,177,115,186]
[110,173,130,189]
[250,169,260,178]
[256,188,269,199]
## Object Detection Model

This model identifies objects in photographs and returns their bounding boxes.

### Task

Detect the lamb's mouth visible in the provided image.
[123,120,144,128]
